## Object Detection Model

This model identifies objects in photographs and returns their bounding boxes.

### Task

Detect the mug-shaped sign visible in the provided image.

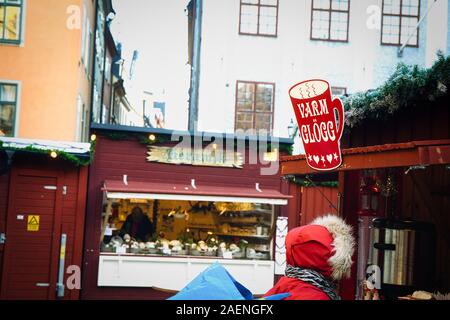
[289,79,345,171]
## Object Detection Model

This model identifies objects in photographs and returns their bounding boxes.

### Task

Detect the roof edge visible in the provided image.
[91,123,294,145]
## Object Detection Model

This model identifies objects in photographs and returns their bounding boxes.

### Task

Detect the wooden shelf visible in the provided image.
[219,220,272,227]
[222,209,273,216]
[215,233,270,239]
[186,225,216,229]
[219,218,258,224]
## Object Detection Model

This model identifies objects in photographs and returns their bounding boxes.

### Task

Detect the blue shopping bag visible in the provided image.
[168,262,290,300]
[168,262,253,300]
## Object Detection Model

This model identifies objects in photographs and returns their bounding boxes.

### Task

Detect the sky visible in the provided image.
[111,0,191,130]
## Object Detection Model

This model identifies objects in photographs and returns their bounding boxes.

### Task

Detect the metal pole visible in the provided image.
[188,0,203,131]
[56,234,67,298]
[398,0,438,57]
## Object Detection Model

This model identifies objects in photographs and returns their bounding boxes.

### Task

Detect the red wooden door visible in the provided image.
[0,169,63,299]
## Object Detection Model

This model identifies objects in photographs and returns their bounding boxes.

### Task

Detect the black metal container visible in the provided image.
[368,218,436,299]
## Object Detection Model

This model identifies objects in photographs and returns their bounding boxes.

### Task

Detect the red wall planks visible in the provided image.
[285,183,339,230]
[0,155,87,300]
[300,186,338,226]
[399,165,450,292]
[0,173,9,237]
[287,183,301,230]
[0,172,10,288]
[347,98,450,149]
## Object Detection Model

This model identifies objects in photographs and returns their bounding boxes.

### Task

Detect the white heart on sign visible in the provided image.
[327,154,333,163]
[313,155,320,164]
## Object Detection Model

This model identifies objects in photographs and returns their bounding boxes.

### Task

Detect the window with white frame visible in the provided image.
[0,0,23,44]
[331,87,347,96]
[381,0,420,47]
[105,56,111,83]
[76,95,83,141]
[81,8,92,75]
[76,95,89,142]
[87,26,93,76]
[81,4,87,62]
[0,82,18,137]
[81,103,89,141]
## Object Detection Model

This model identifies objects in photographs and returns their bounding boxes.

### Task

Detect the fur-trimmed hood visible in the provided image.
[311,215,355,281]
[285,215,355,281]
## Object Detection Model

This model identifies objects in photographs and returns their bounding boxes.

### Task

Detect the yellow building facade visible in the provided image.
[0,0,96,142]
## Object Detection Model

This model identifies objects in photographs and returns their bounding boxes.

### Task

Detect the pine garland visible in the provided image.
[286,175,339,188]
[103,132,131,140]
[0,139,96,167]
[343,53,450,128]
[266,142,293,156]
[100,131,294,155]
[138,134,171,145]
[296,180,339,188]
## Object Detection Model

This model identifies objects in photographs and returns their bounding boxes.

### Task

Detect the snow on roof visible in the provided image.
[0,137,91,155]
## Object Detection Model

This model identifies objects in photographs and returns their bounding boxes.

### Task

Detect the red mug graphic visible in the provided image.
[289,79,345,171]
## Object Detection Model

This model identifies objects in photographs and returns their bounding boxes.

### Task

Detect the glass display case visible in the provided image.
[99,198,275,261]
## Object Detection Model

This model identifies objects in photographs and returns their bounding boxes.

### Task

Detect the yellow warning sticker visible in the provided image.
[60,246,66,259]
[27,215,40,232]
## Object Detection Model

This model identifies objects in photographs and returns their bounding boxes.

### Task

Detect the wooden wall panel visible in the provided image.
[300,187,338,226]
[287,183,301,231]
[400,165,450,292]
[0,155,87,300]
[339,170,360,300]
[0,172,10,288]
[346,98,449,148]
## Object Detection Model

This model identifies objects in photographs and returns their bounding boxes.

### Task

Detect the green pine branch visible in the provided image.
[343,53,450,127]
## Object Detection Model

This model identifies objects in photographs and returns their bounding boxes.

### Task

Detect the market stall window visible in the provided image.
[100,198,276,261]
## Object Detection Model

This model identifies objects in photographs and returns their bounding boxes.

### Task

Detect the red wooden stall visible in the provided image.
[281,95,450,300]
[81,124,293,299]
[0,141,89,300]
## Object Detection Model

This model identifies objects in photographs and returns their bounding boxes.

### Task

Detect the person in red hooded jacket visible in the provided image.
[264,215,355,300]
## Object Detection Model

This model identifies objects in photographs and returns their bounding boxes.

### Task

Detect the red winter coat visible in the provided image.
[264,224,336,300]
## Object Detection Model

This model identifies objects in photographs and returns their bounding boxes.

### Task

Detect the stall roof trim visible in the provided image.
[281,139,450,175]
[91,123,294,145]
[281,142,421,162]
[103,180,291,205]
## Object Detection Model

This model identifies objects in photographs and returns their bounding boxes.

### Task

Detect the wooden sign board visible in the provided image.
[147,146,244,168]
[289,79,345,171]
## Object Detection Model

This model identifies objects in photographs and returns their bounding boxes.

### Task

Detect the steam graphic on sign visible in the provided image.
[289,79,345,171]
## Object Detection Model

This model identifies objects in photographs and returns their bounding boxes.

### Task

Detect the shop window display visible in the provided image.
[100,199,275,261]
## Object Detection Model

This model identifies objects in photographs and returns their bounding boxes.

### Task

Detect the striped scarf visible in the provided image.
[285,264,341,300]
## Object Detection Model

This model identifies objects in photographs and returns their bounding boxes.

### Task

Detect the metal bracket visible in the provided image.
[404,165,427,175]
[36,283,50,287]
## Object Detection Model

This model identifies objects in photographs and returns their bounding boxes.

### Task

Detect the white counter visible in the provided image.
[98,254,275,295]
